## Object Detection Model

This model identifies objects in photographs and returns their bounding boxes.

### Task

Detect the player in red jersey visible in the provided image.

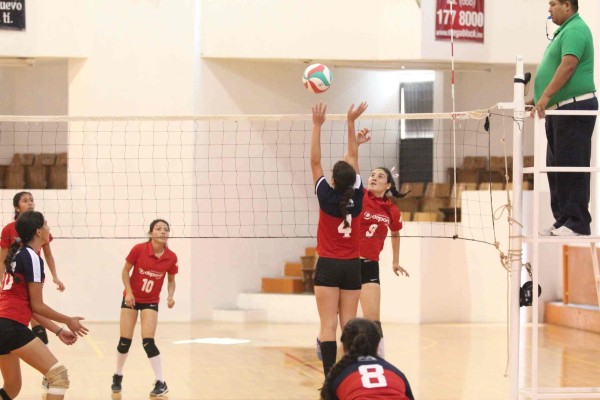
[357,162,409,357]
[311,102,367,377]
[0,191,66,389]
[320,318,414,400]
[0,210,87,400]
[111,219,178,397]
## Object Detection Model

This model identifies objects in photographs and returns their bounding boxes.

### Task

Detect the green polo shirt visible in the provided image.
[534,13,595,106]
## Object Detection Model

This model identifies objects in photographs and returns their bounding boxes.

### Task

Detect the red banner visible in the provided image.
[435,0,484,43]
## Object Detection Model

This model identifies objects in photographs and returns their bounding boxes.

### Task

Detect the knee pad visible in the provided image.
[142,338,160,358]
[32,325,49,345]
[46,363,70,396]
[0,388,12,400]
[117,337,132,354]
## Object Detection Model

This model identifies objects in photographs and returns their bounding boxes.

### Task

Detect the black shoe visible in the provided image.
[111,374,123,393]
[150,380,168,397]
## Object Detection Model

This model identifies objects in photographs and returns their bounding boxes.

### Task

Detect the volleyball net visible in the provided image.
[0,110,516,242]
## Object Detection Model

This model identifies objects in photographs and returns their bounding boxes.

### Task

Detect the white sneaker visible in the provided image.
[539,225,556,236]
[551,226,585,236]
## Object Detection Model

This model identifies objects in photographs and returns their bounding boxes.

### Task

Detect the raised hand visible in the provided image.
[347,102,368,123]
[356,128,371,145]
[312,102,327,126]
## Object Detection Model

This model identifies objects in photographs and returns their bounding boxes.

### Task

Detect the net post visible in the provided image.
[509,55,526,400]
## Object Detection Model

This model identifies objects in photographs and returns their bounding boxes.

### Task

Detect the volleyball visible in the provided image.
[302,64,332,93]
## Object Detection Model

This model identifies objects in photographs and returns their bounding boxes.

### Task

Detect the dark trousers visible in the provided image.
[545,97,598,235]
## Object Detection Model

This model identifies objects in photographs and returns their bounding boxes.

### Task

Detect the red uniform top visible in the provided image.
[0,246,45,326]
[315,175,363,259]
[1,221,53,256]
[124,242,178,304]
[329,356,414,400]
[358,189,403,262]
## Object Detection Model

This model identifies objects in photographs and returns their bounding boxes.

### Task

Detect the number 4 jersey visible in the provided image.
[330,356,414,400]
[124,242,178,304]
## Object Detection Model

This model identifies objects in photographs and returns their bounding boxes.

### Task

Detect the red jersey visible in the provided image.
[1,221,53,256]
[358,189,403,261]
[0,246,45,326]
[125,242,178,304]
[329,356,414,400]
[315,175,363,259]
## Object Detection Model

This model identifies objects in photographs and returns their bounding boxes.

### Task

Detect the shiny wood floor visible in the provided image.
[11,322,600,399]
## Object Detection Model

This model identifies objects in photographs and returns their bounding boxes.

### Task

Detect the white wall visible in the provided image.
[0,0,581,324]
[201,0,421,61]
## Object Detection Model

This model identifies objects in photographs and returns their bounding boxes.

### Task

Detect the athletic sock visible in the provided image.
[115,352,129,375]
[148,355,164,382]
[320,341,337,377]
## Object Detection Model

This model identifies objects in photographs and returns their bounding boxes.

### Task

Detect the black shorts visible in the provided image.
[361,259,380,285]
[0,318,37,355]
[314,257,361,290]
[121,297,159,312]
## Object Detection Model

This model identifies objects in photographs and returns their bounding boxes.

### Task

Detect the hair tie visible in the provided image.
[389,166,399,179]
[15,237,21,244]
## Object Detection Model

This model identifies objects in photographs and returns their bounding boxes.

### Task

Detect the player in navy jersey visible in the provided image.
[0,192,65,364]
[0,210,88,400]
[321,318,414,400]
[111,219,178,397]
[311,101,367,377]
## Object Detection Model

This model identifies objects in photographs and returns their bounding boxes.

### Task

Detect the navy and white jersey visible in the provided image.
[315,175,363,259]
[0,246,45,326]
[329,356,414,400]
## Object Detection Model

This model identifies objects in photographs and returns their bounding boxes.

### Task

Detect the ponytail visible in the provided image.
[4,238,21,275]
[339,187,354,228]
[332,161,357,228]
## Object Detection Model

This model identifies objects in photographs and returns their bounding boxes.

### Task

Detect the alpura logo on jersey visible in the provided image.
[363,212,390,225]
[138,268,163,279]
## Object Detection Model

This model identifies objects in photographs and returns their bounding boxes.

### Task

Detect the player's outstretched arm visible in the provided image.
[310,103,326,184]
[29,283,88,336]
[344,102,368,174]
[32,313,78,345]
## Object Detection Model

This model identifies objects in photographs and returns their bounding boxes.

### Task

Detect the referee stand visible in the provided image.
[504,56,600,399]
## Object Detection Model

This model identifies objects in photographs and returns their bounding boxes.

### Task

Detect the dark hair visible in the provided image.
[332,161,356,228]
[560,0,578,12]
[12,191,32,220]
[373,167,404,198]
[372,168,408,214]
[147,219,170,242]
[321,318,382,400]
[4,210,45,275]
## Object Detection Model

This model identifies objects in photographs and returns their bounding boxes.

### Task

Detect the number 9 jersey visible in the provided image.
[124,242,178,304]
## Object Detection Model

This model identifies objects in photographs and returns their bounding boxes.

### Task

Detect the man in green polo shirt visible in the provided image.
[531,0,597,236]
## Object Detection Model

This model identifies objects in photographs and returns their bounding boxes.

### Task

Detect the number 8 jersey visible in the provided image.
[124,242,178,304]
[329,356,414,400]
